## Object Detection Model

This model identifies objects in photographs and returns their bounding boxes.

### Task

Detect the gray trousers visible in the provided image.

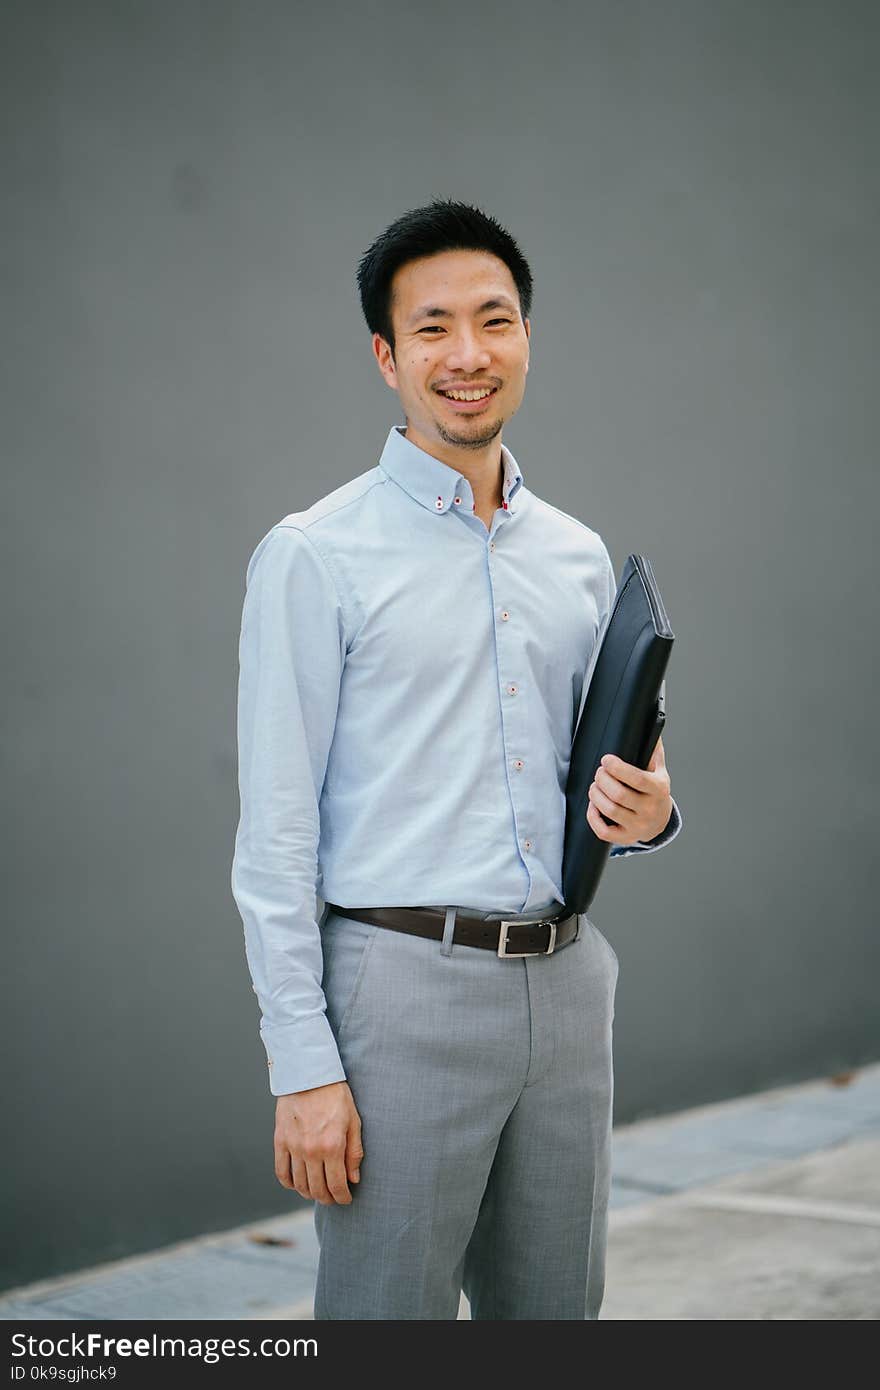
[313,903,619,1320]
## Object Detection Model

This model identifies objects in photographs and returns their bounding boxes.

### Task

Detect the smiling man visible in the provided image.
[376,247,529,521]
[231,199,682,1320]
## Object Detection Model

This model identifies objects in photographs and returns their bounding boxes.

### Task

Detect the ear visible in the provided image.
[372,333,398,391]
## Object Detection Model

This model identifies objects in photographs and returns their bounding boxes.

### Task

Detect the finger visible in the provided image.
[586,788,609,828]
[274,1145,295,1190]
[587,798,629,843]
[345,1116,364,1185]
[324,1154,353,1205]
[305,1159,334,1206]
[589,781,638,834]
[594,766,640,813]
[291,1157,310,1198]
[600,753,652,792]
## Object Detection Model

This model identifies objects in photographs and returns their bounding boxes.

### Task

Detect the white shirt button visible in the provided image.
[501,610,509,621]
[454,496,461,504]
[513,759,524,770]
[436,496,443,509]
[506,683,517,695]
[523,839,532,851]
[489,541,496,552]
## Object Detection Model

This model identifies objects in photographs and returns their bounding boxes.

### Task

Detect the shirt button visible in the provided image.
[501,610,510,621]
[454,495,461,504]
[523,839,532,851]
[506,683,517,695]
[513,759,524,770]
[436,496,443,509]
[489,541,496,552]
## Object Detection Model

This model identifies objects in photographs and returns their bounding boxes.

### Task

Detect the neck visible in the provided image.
[402,423,505,512]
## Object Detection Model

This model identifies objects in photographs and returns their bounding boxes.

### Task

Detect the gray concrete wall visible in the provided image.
[3,0,877,1291]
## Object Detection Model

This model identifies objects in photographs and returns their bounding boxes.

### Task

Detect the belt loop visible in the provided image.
[440,906,457,957]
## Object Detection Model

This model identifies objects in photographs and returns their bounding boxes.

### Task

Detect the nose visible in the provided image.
[443,328,492,374]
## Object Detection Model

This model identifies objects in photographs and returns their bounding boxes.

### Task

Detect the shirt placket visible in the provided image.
[484,511,536,897]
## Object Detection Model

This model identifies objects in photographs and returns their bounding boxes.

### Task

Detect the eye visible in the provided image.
[486,318,512,327]
[418,326,444,334]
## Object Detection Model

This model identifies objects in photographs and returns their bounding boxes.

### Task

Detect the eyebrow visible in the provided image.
[407,297,518,326]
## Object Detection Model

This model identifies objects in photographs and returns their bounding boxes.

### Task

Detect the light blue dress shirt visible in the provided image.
[231,424,682,1096]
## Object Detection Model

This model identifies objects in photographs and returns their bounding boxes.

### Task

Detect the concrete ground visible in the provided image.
[2,1063,879,1321]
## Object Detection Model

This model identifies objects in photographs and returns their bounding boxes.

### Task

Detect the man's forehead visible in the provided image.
[392,250,519,322]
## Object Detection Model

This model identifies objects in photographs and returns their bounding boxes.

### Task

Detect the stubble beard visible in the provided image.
[433,413,504,451]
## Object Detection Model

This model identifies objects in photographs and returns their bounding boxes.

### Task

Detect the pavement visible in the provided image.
[3,1063,879,1321]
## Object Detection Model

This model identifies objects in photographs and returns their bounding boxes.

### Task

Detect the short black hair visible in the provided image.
[356,198,533,358]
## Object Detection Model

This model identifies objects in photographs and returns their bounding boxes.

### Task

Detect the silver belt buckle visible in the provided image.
[497,916,558,958]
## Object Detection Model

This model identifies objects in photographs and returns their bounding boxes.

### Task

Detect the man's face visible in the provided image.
[372,249,531,454]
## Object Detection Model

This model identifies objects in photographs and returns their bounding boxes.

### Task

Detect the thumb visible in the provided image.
[648,733,666,772]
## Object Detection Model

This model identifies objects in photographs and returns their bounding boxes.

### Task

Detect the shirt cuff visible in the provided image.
[609,796,683,859]
[260,1012,347,1097]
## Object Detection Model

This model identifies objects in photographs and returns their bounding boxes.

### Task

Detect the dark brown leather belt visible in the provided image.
[324,903,580,957]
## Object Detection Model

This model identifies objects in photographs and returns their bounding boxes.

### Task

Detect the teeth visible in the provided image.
[441,388,493,401]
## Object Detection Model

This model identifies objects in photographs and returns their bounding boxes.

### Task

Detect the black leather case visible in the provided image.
[561,554,674,914]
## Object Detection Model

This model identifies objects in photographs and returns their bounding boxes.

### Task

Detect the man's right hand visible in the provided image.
[273,1081,363,1205]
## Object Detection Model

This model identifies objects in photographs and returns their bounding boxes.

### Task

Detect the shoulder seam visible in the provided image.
[277,472,385,533]
[527,491,602,541]
[270,523,364,646]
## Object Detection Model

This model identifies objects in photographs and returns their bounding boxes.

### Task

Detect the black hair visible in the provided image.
[356,198,533,358]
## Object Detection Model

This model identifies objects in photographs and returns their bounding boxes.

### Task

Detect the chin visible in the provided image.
[438,420,503,449]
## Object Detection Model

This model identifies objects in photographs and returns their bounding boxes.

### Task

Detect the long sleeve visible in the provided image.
[591,545,684,861]
[231,524,350,1097]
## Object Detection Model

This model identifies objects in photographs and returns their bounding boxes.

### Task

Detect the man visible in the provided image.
[231,199,682,1320]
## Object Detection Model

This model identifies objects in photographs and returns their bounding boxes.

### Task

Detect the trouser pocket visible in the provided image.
[320,911,382,1046]
[579,912,620,971]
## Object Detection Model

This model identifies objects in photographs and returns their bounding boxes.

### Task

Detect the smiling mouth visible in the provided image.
[435,386,499,406]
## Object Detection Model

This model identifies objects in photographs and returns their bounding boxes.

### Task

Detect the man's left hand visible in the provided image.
[586,734,673,846]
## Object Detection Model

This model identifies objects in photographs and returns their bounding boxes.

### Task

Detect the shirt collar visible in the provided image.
[377,425,524,516]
